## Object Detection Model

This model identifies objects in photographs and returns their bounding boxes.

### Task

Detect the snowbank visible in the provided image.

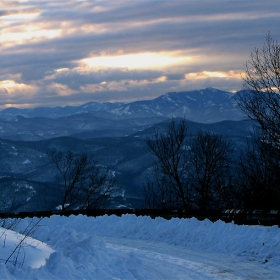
[0,215,279,279]
[0,227,53,269]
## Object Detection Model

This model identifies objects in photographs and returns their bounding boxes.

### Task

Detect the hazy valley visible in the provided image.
[0,88,252,212]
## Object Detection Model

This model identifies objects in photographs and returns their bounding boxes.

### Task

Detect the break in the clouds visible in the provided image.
[0,0,280,108]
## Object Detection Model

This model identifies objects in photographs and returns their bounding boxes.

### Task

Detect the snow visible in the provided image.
[0,214,279,279]
[0,226,54,269]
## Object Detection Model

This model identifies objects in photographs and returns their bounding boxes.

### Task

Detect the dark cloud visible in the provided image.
[52,68,163,89]
[166,74,186,81]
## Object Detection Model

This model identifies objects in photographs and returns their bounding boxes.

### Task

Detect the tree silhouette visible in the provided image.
[48,150,115,210]
[146,119,190,209]
[188,131,233,211]
[236,34,280,210]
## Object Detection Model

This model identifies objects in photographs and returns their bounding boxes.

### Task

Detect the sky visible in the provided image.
[0,0,280,109]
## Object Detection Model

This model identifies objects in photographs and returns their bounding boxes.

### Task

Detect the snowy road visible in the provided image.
[0,215,280,280]
[103,237,280,280]
[2,215,280,279]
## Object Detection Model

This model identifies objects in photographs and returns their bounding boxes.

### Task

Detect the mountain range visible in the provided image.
[0,88,245,141]
[1,87,244,120]
[0,88,251,212]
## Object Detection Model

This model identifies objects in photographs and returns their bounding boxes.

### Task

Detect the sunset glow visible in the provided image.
[1,29,61,47]
[185,71,240,80]
[82,53,191,70]
[0,80,25,89]
[1,10,40,25]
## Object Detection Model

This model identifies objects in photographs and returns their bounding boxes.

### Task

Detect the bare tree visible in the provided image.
[144,166,180,209]
[146,119,190,209]
[188,131,233,211]
[236,34,280,145]
[235,34,280,210]
[48,150,115,210]
[236,130,280,210]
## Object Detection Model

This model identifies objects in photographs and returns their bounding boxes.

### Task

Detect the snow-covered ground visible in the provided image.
[0,214,279,279]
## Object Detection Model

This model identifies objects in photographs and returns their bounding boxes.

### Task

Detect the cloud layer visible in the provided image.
[0,0,280,108]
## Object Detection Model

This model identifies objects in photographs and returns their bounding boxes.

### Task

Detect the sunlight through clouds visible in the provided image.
[81,53,191,70]
[0,0,279,107]
[0,8,41,25]
[49,83,76,96]
[0,80,37,101]
[79,75,169,95]
[0,80,26,90]
[185,71,241,80]
[1,28,61,48]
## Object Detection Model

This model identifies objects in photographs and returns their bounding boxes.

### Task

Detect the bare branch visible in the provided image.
[48,150,114,210]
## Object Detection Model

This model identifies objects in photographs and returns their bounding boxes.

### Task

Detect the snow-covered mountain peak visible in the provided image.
[0,88,244,123]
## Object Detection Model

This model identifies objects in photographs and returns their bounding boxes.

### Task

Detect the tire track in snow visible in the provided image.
[103,237,280,280]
